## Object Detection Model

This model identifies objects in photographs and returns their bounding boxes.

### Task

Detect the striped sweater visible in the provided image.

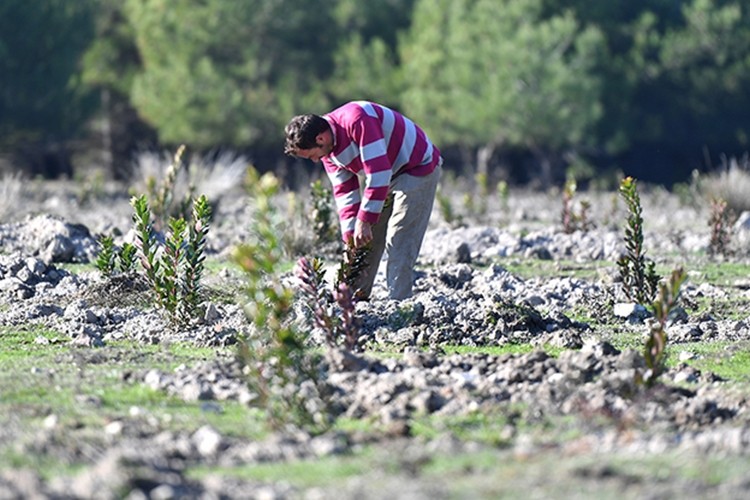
[321,101,441,242]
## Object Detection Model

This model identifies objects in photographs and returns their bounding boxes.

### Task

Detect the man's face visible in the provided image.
[295,131,333,163]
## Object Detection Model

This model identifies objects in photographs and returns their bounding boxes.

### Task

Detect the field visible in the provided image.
[1,171,750,499]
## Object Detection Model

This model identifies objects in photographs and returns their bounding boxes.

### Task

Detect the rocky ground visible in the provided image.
[1,177,750,499]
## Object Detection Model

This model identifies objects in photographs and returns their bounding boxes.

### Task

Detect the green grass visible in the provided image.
[685,294,750,321]
[187,448,375,487]
[187,439,750,498]
[410,412,515,446]
[441,343,565,358]
[0,324,268,477]
[56,262,95,274]
[692,261,750,286]
[598,332,750,385]
[674,340,750,383]
[485,257,615,281]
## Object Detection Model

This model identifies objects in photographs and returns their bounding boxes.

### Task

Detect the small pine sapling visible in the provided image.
[437,188,462,227]
[294,256,338,346]
[497,180,509,213]
[96,235,138,277]
[637,267,687,388]
[475,171,489,218]
[338,244,371,288]
[334,281,358,351]
[617,177,660,304]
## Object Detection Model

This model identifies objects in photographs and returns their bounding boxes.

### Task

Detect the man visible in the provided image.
[284,100,442,300]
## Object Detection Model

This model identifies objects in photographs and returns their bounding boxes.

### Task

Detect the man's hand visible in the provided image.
[353,219,373,248]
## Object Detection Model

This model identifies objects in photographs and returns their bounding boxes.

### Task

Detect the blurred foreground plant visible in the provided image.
[636,267,687,388]
[617,177,660,304]
[234,167,330,432]
[131,193,212,325]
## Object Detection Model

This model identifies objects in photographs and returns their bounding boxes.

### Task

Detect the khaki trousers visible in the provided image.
[356,160,442,299]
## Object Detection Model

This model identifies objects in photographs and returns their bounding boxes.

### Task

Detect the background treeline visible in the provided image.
[1,0,749,187]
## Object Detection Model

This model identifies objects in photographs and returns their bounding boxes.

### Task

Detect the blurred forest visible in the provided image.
[1,0,749,187]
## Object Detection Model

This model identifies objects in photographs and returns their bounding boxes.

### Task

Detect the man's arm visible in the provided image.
[348,113,393,230]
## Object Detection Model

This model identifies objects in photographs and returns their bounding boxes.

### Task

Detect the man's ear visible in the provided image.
[315,131,326,146]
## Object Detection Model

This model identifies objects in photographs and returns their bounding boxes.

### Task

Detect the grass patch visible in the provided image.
[0,326,268,478]
[692,261,750,287]
[685,294,750,321]
[487,257,614,281]
[56,262,94,274]
[674,340,750,384]
[186,449,374,487]
[441,343,565,358]
[600,333,750,385]
[410,412,515,446]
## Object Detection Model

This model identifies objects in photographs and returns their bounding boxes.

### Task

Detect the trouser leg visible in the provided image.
[352,194,393,299]
[385,162,442,299]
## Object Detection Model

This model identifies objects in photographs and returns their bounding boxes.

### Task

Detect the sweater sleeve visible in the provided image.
[348,114,392,224]
[323,160,360,243]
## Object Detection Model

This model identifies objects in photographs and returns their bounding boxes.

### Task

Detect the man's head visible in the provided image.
[284,114,333,163]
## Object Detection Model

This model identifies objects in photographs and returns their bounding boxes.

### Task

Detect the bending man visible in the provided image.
[284,100,442,300]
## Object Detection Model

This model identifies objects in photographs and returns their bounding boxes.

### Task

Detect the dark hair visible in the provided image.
[284,114,330,155]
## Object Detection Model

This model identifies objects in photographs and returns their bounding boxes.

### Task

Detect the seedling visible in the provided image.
[437,189,462,227]
[617,177,660,304]
[310,179,337,244]
[561,178,592,234]
[476,172,489,218]
[497,180,509,215]
[234,167,328,432]
[637,267,687,387]
[130,193,212,325]
[95,235,117,276]
[708,197,735,257]
[294,249,364,351]
[95,235,138,277]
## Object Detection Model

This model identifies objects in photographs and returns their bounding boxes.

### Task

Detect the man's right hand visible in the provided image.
[353,219,373,248]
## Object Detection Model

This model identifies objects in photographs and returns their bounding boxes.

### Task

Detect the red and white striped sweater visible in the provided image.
[322,101,441,242]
